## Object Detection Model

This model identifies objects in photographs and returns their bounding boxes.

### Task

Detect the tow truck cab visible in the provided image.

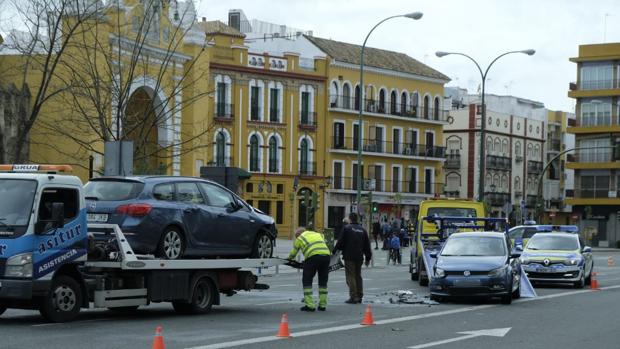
[0,165,87,312]
[409,199,486,285]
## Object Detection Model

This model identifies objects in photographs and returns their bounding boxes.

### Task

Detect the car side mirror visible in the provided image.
[510,253,521,259]
[515,245,523,252]
[429,252,438,258]
[582,246,592,253]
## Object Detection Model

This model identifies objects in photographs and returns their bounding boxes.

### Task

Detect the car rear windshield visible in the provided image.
[526,235,579,251]
[441,236,506,256]
[84,180,144,201]
[427,207,478,217]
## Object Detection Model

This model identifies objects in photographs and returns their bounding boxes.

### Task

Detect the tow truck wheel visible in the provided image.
[39,275,82,322]
[173,278,215,315]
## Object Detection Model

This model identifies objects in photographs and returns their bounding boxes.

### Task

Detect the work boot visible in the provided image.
[318,306,326,311]
[319,287,328,309]
[300,305,315,312]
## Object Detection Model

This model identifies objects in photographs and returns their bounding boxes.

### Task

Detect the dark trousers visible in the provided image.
[302,255,330,288]
[344,260,363,301]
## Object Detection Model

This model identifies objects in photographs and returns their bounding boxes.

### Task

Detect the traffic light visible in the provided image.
[372,202,379,213]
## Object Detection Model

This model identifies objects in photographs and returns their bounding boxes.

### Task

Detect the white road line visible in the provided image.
[255,301,293,306]
[185,284,620,349]
[32,318,113,327]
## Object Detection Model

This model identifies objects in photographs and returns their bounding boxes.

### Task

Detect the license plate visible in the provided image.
[536,267,555,273]
[454,279,481,286]
[87,213,109,222]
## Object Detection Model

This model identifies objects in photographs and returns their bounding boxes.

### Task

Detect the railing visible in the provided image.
[484,192,511,206]
[576,114,613,127]
[249,159,260,172]
[330,176,444,195]
[215,103,234,118]
[570,151,612,163]
[207,156,233,167]
[514,190,522,198]
[328,94,448,122]
[486,155,512,171]
[526,195,538,208]
[444,153,461,169]
[299,161,317,176]
[573,79,615,91]
[572,188,615,199]
[250,106,262,121]
[515,155,523,163]
[527,161,543,174]
[547,139,561,152]
[331,137,446,158]
[567,118,576,127]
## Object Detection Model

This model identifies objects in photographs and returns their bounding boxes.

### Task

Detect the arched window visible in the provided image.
[390,90,397,115]
[501,175,508,190]
[486,174,492,190]
[354,85,361,111]
[268,136,278,173]
[401,92,408,115]
[329,81,339,107]
[494,138,501,154]
[534,144,540,160]
[515,141,521,155]
[216,131,226,166]
[433,97,440,120]
[502,139,508,155]
[527,143,533,157]
[486,137,493,154]
[343,83,351,109]
[249,135,260,172]
[423,95,430,119]
[411,92,419,117]
[515,176,521,191]
[379,89,386,113]
[300,139,310,174]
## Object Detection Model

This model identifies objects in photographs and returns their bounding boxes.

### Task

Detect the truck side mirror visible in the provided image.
[51,202,65,229]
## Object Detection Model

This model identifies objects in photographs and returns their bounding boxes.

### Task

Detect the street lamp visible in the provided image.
[356,12,423,211]
[436,49,535,203]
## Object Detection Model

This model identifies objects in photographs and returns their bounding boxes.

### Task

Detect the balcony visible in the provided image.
[568,151,612,163]
[515,155,523,163]
[328,94,448,122]
[486,155,512,171]
[527,161,543,174]
[268,107,281,123]
[444,153,461,169]
[566,188,620,205]
[299,162,317,176]
[547,139,561,152]
[330,176,444,195]
[514,190,522,198]
[575,115,614,127]
[331,137,446,159]
[207,156,233,167]
[444,190,460,198]
[250,106,262,121]
[571,79,615,91]
[484,192,511,206]
[299,112,317,131]
[214,103,234,121]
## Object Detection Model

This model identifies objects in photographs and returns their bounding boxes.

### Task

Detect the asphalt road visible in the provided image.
[1,249,619,349]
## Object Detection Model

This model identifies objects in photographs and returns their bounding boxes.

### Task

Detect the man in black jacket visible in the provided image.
[335,212,372,304]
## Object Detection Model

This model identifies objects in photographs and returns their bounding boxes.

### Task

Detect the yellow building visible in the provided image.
[303,36,450,231]
[567,42,620,247]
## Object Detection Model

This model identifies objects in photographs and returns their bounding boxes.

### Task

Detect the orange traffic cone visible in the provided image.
[151,326,165,349]
[608,256,615,267]
[590,271,600,290]
[276,313,292,338]
[361,304,375,326]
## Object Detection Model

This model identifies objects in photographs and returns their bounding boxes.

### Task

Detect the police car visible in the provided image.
[508,225,578,249]
[520,232,593,288]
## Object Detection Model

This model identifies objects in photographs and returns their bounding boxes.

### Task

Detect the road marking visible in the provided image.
[255,301,293,306]
[185,284,620,349]
[408,327,511,349]
[31,317,113,327]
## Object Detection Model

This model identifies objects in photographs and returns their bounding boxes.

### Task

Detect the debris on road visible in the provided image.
[370,290,439,305]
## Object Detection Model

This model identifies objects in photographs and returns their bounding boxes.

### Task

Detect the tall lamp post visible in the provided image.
[435,49,535,202]
[356,12,423,211]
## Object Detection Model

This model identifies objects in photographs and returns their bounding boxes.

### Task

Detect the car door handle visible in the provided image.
[184,207,198,213]
[217,213,225,217]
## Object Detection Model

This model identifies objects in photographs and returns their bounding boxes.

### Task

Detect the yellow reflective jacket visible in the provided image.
[289,231,331,259]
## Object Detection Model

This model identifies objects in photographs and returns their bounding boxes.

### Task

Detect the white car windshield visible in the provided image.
[526,235,579,251]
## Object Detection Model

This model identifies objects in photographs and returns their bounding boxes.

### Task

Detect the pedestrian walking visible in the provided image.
[336,217,350,241]
[389,233,401,265]
[372,221,381,250]
[381,218,391,250]
[288,227,331,312]
[335,212,372,304]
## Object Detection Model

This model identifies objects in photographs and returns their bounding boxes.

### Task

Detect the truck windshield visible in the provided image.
[427,207,477,217]
[0,179,37,226]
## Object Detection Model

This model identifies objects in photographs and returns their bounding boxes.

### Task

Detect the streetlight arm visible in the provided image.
[484,50,533,79]
[362,15,406,48]
[441,52,484,80]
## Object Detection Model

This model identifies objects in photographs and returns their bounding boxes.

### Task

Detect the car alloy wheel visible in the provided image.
[163,229,183,259]
[256,234,273,258]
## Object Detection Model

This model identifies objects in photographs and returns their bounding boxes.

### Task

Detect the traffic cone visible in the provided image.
[608,256,615,267]
[276,313,292,338]
[151,326,165,349]
[361,304,375,326]
[590,271,600,290]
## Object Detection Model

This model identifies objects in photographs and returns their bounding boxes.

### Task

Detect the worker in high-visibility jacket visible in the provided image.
[288,227,331,311]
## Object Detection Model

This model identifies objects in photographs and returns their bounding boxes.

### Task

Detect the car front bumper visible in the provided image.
[430,275,511,297]
[522,264,583,283]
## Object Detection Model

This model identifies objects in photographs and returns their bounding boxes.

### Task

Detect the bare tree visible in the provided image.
[0,0,104,163]
[34,0,216,175]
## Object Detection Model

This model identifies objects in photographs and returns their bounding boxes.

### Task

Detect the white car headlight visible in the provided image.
[5,252,33,278]
[564,258,581,266]
[488,267,506,277]
[435,268,446,278]
[520,257,530,265]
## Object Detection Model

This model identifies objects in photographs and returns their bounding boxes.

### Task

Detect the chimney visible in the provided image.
[202,17,206,22]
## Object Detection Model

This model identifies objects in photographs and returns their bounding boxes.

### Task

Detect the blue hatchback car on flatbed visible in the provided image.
[430,232,521,304]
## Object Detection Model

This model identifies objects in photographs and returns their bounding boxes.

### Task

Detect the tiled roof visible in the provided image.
[199,21,245,38]
[305,35,449,81]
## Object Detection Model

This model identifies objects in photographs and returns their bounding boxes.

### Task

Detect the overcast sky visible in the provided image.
[197,0,620,112]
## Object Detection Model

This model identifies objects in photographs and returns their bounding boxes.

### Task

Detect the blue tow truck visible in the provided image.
[0,165,285,322]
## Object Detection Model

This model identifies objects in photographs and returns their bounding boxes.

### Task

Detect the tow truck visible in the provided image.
[0,165,286,322]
